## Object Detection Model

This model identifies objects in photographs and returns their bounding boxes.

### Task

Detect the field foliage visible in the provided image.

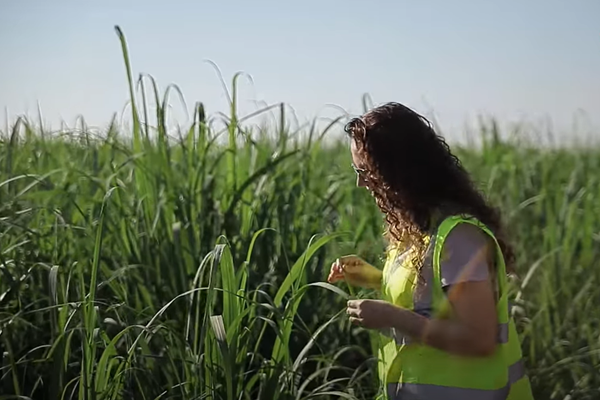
[1,27,599,400]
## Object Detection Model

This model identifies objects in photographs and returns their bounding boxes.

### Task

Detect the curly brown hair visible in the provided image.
[345,102,515,274]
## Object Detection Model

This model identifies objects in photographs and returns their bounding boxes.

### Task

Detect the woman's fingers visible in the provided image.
[334,259,343,273]
[339,256,362,273]
[327,261,344,283]
[347,300,365,326]
[328,256,364,284]
[347,300,358,309]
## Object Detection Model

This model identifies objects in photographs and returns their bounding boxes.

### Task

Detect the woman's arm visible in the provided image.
[389,278,499,357]
[366,223,498,357]
[346,224,499,357]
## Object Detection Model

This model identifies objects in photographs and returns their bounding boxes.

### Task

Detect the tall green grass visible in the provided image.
[1,26,599,400]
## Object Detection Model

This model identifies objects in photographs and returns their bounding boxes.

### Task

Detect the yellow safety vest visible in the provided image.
[377,215,534,400]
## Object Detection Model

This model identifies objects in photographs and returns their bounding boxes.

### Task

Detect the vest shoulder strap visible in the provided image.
[431,215,509,322]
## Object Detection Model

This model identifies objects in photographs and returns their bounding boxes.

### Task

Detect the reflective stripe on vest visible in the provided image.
[386,358,526,400]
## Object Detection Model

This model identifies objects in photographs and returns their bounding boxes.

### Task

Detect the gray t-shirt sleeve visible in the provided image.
[440,223,491,287]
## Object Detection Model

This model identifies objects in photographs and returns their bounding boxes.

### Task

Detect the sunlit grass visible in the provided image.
[1,26,599,400]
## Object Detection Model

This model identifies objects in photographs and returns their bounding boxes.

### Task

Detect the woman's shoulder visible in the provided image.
[437,218,494,286]
[434,213,491,238]
[446,220,489,243]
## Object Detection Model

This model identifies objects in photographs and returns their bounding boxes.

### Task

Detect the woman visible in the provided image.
[328,103,534,400]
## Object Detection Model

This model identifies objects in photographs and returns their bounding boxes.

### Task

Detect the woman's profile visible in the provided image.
[328,102,534,400]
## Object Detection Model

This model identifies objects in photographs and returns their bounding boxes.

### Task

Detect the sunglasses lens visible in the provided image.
[352,164,366,175]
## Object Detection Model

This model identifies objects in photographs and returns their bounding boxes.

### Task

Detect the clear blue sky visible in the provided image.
[1,0,599,141]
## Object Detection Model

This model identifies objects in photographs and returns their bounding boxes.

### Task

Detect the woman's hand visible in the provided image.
[328,255,382,289]
[346,299,398,329]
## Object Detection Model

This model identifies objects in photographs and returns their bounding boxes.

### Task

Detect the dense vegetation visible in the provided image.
[1,27,599,400]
